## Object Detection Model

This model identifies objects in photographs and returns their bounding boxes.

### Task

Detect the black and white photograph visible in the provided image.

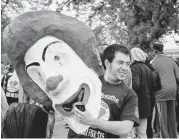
[1,0,179,138]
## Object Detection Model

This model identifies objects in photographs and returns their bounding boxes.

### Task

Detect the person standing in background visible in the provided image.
[130,47,154,138]
[145,48,161,138]
[151,42,179,138]
[1,103,49,138]
[1,65,19,105]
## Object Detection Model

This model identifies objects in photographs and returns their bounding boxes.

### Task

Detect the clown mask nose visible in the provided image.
[46,75,63,91]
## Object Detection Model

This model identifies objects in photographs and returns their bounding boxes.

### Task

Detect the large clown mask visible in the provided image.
[3,11,103,134]
[24,36,101,132]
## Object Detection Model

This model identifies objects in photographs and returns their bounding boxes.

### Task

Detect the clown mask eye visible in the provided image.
[54,55,60,61]
[54,55,64,66]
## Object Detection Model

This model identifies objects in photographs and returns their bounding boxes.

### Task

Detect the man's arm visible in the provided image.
[74,87,139,136]
[91,119,134,136]
[74,107,134,136]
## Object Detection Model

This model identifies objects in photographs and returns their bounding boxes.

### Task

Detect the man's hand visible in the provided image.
[74,106,95,125]
[73,105,134,136]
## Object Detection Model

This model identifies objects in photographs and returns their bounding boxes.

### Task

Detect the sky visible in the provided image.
[162,33,179,51]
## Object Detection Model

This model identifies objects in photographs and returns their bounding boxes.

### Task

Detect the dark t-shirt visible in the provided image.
[68,76,139,138]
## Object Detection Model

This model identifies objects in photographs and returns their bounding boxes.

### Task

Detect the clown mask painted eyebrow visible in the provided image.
[25,40,68,70]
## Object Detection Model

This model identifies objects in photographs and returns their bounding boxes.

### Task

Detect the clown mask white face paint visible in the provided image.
[24,36,101,133]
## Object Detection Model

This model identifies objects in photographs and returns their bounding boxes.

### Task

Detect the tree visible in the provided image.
[58,0,130,47]
[1,0,179,52]
[1,0,24,53]
[57,0,179,50]
[26,0,53,11]
[1,0,53,53]
[126,0,179,50]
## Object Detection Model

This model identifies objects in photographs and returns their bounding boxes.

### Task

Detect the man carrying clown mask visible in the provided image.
[68,44,140,138]
[3,10,102,137]
[3,11,139,138]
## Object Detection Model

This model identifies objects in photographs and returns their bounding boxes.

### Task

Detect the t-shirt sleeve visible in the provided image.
[120,89,139,127]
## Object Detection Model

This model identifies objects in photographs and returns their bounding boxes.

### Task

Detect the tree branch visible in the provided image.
[1,0,9,15]
[56,0,73,12]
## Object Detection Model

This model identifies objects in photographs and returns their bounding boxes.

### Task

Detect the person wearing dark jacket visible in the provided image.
[130,47,154,138]
[1,103,48,138]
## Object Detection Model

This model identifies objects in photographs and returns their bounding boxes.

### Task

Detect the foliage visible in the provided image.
[126,0,179,50]
[1,0,179,53]
[65,0,179,49]
[26,0,53,11]
[1,0,25,53]
[1,0,54,53]
[56,0,130,48]
[1,0,25,30]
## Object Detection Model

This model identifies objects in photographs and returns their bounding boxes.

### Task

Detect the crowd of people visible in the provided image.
[1,42,179,138]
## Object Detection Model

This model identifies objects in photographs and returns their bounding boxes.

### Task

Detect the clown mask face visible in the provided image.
[24,36,101,133]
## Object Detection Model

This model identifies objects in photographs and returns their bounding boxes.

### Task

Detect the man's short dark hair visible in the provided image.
[153,42,163,52]
[101,44,131,69]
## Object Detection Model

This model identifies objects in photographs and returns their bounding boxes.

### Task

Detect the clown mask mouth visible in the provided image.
[54,83,90,115]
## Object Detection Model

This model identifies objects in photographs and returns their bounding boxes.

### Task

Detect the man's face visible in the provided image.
[106,51,130,82]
